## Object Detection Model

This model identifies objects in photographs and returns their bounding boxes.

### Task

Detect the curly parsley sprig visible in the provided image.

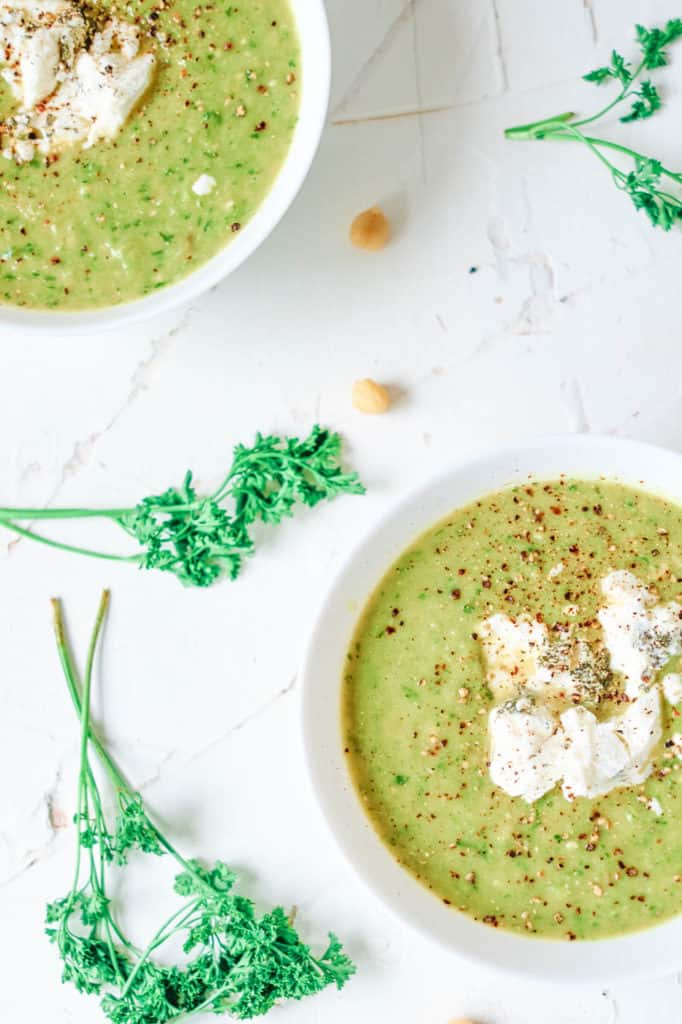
[48,593,355,1023]
[0,426,364,587]
[505,20,682,229]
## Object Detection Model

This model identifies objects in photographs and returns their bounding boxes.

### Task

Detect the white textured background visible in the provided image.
[2,1,682,1021]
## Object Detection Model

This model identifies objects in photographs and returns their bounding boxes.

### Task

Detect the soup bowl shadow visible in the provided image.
[301,433,682,984]
[0,0,330,335]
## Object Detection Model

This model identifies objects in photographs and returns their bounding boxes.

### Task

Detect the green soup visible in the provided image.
[0,0,299,310]
[343,480,682,940]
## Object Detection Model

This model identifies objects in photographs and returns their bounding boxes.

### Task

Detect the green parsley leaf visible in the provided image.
[506,21,682,230]
[584,49,632,86]
[636,19,682,69]
[625,158,682,230]
[621,80,661,122]
[0,426,364,587]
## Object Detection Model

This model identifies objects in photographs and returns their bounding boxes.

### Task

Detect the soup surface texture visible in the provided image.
[0,0,299,310]
[343,480,682,940]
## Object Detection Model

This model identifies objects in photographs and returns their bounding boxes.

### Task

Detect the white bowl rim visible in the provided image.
[301,433,682,985]
[0,0,331,335]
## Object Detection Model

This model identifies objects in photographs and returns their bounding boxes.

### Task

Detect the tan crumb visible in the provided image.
[349,206,391,251]
[49,806,70,829]
[352,378,390,415]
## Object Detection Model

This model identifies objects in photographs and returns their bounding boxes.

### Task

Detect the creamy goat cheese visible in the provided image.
[488,697,564,802]
[0,0,86,108]
[483,572,672,805]
[598,570,682,698]
[479,614,546,699]
[481,612,611,704]
[0,1,154,162]
[663,672,682,705]
[192,173,217,196]
[559,689,661,800]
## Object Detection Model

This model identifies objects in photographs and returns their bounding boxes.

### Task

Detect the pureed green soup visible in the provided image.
[0,1,299,310]
[343,480,682,940]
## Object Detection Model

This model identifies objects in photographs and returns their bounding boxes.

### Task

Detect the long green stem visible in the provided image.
[572,57,646,128]
[52,596,206,884]
[0,507,132,520]
[512,118,682,182]
[118,901,201,999]
[5,521,140,562]
[504,110,576,139]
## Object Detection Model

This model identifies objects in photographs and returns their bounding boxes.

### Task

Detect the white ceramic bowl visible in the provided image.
[302,434,682,984]
[0,0,330,334]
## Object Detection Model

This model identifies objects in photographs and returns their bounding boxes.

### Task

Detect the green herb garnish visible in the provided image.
[505,20,682,229]
[47,592,355,1022]
[0,426,364,587]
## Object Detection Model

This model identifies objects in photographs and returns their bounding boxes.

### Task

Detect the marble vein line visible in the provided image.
[3,306,193,557]
[490,0,509,93]
[0,757,65,889]
[58,309,193,487]
[562,379,591,434]
[330,0,427,121]
[583,0,598,44]
[332,103,455,126]
[184,674,298,766]
[410,0,427,183]
[601,989,620,1024]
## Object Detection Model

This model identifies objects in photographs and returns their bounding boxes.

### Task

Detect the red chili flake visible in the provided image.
[254,120,267,131]
[231,222,241,232]
[451,589,461,600]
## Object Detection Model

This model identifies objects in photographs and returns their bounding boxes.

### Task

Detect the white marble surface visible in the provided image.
[2,1,682,1021]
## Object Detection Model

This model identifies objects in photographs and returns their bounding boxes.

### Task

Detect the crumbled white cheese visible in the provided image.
[646,796,663,816]
[192,173,217,196]
[663,672,682,705]
[671,733,682,760]
[559,689,661,800]
[548,562,564,578]
[479,614,547,699]
[488,697,564,802]
[0,0,86,108]
[598,571,682,698]
[490,690,662,804]
[0,2,155,162]
[480,613,609,703]
[483,571,673,806]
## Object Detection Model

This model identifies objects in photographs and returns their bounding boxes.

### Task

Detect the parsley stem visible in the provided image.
[0,507,131,519]
[572,58,647,128]
[510,119,682,186]
[118,901,201,999]
[53,595,209,889]
[3,520,141,562]
[504,111,576,139]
